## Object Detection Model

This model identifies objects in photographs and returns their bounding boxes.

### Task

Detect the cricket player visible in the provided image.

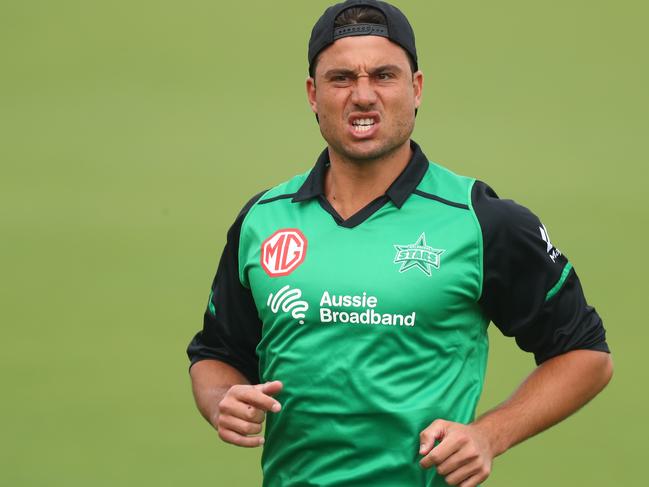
[186,1,612,485]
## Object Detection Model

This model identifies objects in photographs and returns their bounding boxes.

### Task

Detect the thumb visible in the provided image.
[419,419,448,456]
[257,380,284,397]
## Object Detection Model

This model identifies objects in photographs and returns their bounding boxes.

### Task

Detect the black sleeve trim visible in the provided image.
[472,180,609,364]
[186,190,267,383]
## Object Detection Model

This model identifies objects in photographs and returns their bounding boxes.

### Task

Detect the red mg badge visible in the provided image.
[261,229,307,277]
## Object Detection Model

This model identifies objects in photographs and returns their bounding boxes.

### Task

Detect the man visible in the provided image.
[186,1,612,486]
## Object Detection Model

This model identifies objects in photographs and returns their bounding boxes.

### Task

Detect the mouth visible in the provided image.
[348,113,380,137]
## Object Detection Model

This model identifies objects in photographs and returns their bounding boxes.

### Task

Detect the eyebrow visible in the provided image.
[322,64,405,78]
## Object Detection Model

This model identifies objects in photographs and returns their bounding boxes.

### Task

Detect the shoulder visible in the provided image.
[470,180,565,271]
[233,168,312,222]
[255,170,311,205]
[415,160,476,209]
[470,180,545,239]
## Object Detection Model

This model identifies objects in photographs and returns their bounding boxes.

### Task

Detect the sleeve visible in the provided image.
[186,191,267,383]
[472,180,610,364]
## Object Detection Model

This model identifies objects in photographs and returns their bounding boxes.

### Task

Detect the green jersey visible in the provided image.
[187,140,608,486]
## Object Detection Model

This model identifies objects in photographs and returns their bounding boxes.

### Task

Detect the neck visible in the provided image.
[324,141,412,220]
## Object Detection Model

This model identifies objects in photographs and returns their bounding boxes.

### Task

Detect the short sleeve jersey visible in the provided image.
[187,140,609,487]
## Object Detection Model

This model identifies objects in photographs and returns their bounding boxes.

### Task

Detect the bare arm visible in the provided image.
[473,349,613,455]
[190,359,250,424]
[189,359,283,448]
[419,349,613,486]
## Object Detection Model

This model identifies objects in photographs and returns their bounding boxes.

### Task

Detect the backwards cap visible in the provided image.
[308,0,418,75]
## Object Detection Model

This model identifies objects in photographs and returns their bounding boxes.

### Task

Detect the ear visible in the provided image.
[306,77,318,114]
[412,71,424,109]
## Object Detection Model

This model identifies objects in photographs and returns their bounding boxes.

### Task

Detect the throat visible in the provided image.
[324,176,387,220]
[322,141,413,220]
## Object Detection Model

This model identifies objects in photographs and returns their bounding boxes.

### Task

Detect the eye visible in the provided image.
[376,72,395,81]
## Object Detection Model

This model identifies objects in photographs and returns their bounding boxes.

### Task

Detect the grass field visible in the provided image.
[1,1,647,485]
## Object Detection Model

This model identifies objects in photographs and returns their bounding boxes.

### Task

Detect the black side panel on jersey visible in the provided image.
[186,191,267,383]
[472,180,609,364]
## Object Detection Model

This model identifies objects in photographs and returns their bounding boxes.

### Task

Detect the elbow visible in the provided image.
[601,352,614,388]
[587,350,614,394]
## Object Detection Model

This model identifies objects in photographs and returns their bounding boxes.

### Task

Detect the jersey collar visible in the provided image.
[292,139,429,209]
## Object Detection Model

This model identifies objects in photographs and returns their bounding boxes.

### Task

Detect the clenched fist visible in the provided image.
[213,380,283,448]
[419,419,494,487]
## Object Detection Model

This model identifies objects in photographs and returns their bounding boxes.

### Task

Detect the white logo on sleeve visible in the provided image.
[539,224,562,262]
[267,285,309,324]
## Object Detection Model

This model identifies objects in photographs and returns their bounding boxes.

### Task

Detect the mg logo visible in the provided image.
[261,228,307,277]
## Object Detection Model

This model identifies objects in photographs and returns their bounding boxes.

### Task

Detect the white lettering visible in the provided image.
[317,291,415,327]
[320,308,332,322]
[320,291,332,307]
[405,312,416,327]
[371,309,381,325]
[319,291,378,309]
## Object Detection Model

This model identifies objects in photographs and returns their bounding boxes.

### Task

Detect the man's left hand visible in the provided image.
[419,419,494,487]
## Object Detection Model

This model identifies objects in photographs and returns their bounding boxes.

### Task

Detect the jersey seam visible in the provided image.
[467,179,485,304]
[258,193,297,204]
[412,189,470,210]
[238,189,274,288]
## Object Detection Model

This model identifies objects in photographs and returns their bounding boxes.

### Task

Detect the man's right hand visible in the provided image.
[213,380,283,448]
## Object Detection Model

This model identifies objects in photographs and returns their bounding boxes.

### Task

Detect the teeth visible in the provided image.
[352,118,375,126]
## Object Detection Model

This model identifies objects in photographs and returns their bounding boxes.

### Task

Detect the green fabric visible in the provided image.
[208,290,215,316]
[239,162,489,486]
[545,262,573,301]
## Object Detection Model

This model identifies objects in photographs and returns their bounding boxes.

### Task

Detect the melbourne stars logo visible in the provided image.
[393,233,445,277]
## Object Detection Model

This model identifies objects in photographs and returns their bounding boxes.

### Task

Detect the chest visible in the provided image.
[240,198,483,335]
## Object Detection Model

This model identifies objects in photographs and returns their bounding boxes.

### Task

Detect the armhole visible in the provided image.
[467,179,484,303]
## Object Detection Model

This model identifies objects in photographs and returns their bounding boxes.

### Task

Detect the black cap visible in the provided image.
[308,0,418,76]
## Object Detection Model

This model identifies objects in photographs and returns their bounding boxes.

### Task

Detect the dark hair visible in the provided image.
[309,6,417,78]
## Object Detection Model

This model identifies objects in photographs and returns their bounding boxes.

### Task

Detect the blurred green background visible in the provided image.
[1,0,647,485]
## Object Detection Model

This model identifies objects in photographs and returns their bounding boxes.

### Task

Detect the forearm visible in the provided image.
[189,359,250,425]
[473,349,613,456]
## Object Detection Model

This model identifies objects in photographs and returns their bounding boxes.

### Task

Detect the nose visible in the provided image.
[350,75,378,107]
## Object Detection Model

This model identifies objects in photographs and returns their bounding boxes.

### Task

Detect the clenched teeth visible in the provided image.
[352,118,375,126]
[352,118,376,132]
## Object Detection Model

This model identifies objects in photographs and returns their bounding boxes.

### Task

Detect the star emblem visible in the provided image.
[393,233,445,277]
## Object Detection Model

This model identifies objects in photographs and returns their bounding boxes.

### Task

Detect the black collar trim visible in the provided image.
[292,140,429,209]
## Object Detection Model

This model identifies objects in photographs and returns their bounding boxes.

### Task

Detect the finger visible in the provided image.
[459,471,489,487]
[430,427,472,461]
[419,419,447,456]
[420,433,465,469]
[435,449,473,477]
[236,386,282,413]
[218,427,265,448]
[219,415,263,436]
[219,397,266,423]
[443,460,481,486]
[256,380,283,397]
